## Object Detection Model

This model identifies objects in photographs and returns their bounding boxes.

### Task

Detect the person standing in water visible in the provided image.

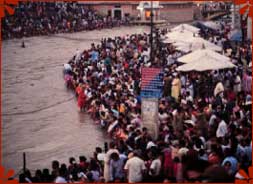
[21,40,25,48]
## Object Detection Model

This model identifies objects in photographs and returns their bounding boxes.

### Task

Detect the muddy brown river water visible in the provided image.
[2,26,149,174]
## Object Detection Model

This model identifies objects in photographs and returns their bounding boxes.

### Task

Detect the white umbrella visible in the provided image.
[176,58,235,72]
[178,49,229,63]
[164,30,196,43]
[171,24,200,34]
[176,49,236,72]
[174,37,222,52]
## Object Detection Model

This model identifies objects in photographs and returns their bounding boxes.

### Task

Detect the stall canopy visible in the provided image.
[197,21,221,31]
[171,24,200,34]
[176,49,236,71]
[164,30,221,52]
[164,30,196,43]
[173,37,222,52]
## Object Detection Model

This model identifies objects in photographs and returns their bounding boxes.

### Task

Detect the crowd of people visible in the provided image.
[200,2,230,12]
[200,2,231,19]
[2,2,130,40]
[18,12,252,183]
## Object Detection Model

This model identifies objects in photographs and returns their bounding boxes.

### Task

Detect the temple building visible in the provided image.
[137,1,163,21]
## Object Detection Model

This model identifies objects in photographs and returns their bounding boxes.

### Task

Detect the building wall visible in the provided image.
[92,5,110,16]
[89,2,194,23]
[160,5,194,23]
[92,4,139,18]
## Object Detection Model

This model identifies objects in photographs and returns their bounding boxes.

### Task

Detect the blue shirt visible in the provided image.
[91,51,99,62]
[110,157,125,181]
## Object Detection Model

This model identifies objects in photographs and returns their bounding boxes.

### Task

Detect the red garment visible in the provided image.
[174,163,183,182]
[83,51,89,60]
[78,91,86,109]
[76,86,82,96]
[79,162,89,171]
[115,128,128,140]
[208,153,221,164]
[173,163,178,179]
[138,45,142,52]
[124,61,129,69]
[227,90,236,101]
[163,150,174,178]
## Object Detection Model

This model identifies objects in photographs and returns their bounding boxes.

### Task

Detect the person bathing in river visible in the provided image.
[76,85,87,112]
[21,40,25,48]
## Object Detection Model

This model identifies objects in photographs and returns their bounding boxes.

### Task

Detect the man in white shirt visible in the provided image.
[74,49,82,63]
[104,142,119,182]
[149,151,162,182]
[209,114,217,126]
[63,63,72,72]
[124,151,146,183]
[55,176,67,183]
[55,168,67,183]
[216,116,228,138]
[233,74,242,93]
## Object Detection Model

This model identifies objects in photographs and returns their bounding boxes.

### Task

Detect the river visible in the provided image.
[2,26,149,174]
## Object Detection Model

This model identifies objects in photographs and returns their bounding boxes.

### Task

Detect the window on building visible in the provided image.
[144,2,149,8]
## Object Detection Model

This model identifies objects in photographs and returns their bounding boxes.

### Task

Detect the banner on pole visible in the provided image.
[141,67,163,98]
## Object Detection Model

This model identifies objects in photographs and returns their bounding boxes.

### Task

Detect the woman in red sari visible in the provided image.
[76,85,86,112]
[75,84,82,97]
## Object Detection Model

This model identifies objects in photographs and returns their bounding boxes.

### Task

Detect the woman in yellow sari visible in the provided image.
[171,74,181,101]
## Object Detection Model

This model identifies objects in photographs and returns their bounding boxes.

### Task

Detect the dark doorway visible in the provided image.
[114,9,122,20]
[108,10,111,17]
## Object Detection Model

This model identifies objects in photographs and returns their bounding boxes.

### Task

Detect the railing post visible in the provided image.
[23,152,26,173]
